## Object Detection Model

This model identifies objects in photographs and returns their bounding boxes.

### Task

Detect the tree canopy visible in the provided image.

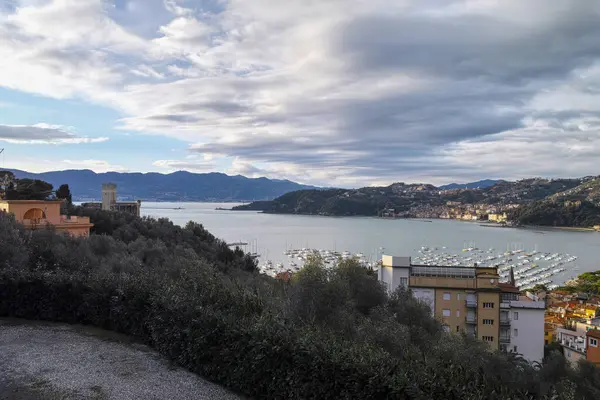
[56,184,72,205]
[0,203,599,398]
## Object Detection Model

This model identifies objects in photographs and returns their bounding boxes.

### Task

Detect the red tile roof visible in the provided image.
[587,329,600,339]
[498,283,520,293]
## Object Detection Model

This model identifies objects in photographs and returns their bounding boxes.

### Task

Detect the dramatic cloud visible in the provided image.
[0,124,108,144]
[1,0,600,185]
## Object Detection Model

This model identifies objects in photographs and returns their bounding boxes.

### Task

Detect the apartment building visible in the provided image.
[379,255,545,362]
[556,318,600,366]
[502,292,545,362]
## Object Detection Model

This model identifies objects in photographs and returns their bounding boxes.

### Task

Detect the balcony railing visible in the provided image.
[500,302,510,309]
[500,335,511,343]
[466,300,477,308]
[500,318,511,326]
[59,216,91,225]
[465,315,477,324]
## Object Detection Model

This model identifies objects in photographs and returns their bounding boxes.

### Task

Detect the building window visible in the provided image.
[513,345,518,352]
[483,319,494,325]
[443,325,450,333]
[400,277,408,288]
[442,309,451,317]
[567,350,571,358]
[483,302,494,309]
[456,310,460,317]
[457,293,460,300]
[591,338,598,347]
[456,326,460,332]
[482,336,494,342]
[443,292,451,301]
[513,311,519,320]
[545,340,548,345]
[514,328,518,337]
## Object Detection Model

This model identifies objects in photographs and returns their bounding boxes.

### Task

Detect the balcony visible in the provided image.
[500,318,511,326]
[466,300,477,308]
[465,315,477,324]
[500,302,510,309]
[500,335,511,343]
[59,216,91,225]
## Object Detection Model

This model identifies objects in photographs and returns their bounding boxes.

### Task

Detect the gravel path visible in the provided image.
[0,319,242,400]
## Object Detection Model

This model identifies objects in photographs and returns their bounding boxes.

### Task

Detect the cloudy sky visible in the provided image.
[1,0,599,187]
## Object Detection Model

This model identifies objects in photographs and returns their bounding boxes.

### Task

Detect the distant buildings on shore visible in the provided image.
[82,183,141,217]
[380,202,517,223]
[378,255,545,363]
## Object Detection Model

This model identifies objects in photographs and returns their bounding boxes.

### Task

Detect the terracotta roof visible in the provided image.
[586,329,600,339]
[498,283,520,293]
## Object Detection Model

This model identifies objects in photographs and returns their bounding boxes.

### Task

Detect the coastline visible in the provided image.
[521,225,597,233]
[229,210,600,232]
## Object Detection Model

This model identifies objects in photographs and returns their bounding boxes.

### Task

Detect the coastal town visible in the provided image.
[236,176,600,231]
[544,282,600,367]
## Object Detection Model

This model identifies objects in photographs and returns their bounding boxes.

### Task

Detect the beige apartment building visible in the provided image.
[378,256,542,354]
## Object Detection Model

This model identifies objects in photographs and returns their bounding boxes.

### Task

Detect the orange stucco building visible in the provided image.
[586,330,600,366]
[0,200,93,237]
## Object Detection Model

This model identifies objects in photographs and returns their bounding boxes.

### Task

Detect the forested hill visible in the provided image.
[233,177,600,225]
[7,168,317,202]
[509,178,600,228]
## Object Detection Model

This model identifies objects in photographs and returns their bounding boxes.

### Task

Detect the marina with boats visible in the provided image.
[256,242,580,291]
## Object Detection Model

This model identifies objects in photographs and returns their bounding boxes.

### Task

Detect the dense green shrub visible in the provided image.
[0,212,598,399]
[509,200,600,227]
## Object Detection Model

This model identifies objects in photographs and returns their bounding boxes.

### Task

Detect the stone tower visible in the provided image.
[102,183,117,211]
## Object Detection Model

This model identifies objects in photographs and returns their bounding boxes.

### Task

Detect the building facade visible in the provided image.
[505,296,546,361]
[0,200,93,237]
[556,318,600,366]
[379,255,545,362]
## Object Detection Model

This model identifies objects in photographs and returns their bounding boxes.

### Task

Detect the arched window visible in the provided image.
[23,208,46,221]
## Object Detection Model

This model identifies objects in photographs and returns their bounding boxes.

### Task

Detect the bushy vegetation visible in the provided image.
[558,271,600,296]
[509,200,600,228]
[0,210,599,399]
[0,170,54,200]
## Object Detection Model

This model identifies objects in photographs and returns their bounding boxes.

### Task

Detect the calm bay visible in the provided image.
[142,202,600,286]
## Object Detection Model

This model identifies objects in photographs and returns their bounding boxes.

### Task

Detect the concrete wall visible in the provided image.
[379,255,410,293]
[563,347,586,366]
[510,306,545,363]
[102,183,117,211]
[409,276,476,289]
[378,265,409,293]
[381,255,410,267]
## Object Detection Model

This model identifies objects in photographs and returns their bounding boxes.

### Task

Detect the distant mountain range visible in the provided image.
[438,179,502,190]
[6,169,318,202]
